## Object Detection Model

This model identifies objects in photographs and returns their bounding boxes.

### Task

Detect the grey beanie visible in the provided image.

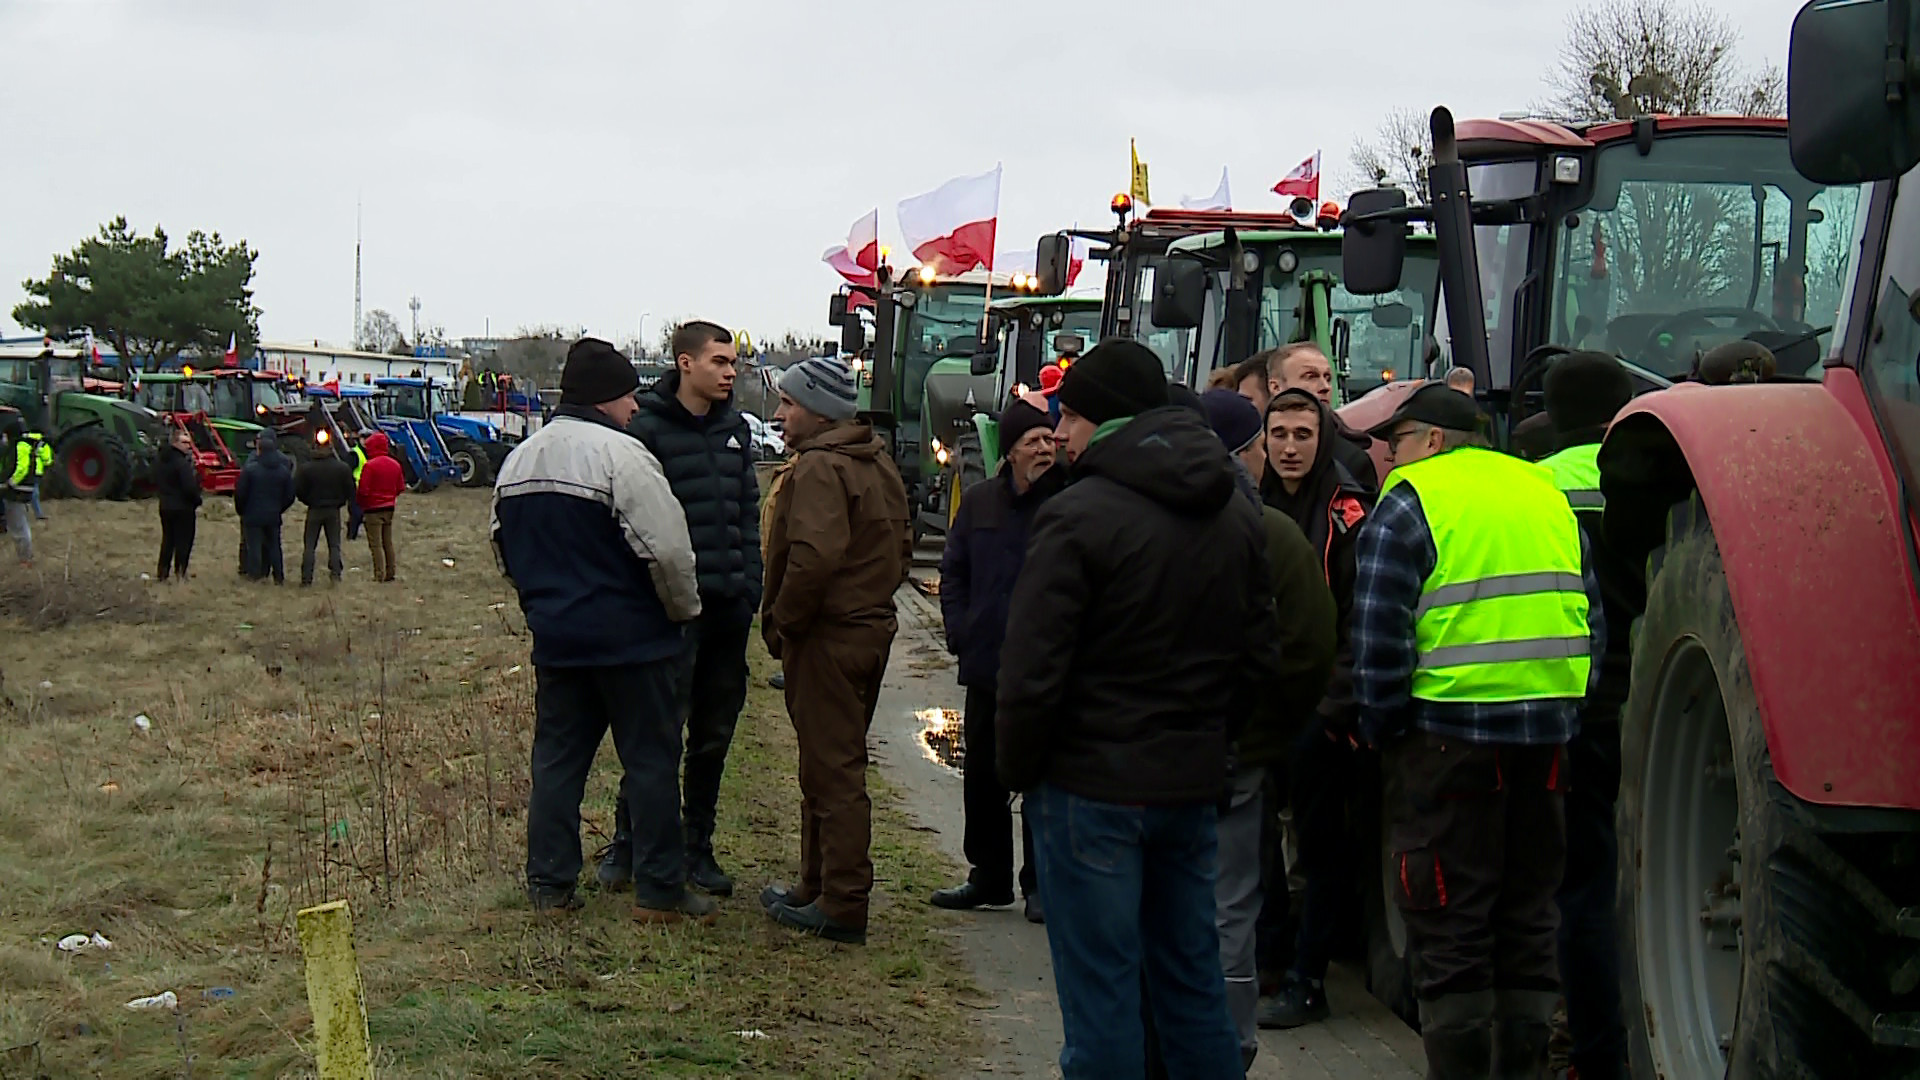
[778,357,859,421]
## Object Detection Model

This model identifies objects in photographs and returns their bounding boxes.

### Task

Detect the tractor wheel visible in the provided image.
[481,442,511,474]
[449,439,492,488]
[1618,493,1920,1079]
[1357,754,1419,1029]
[55,428,133,501]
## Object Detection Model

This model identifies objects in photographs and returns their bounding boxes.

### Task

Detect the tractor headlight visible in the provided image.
[935,447,950,466]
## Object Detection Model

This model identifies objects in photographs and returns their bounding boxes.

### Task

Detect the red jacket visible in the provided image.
[356,432,405,511]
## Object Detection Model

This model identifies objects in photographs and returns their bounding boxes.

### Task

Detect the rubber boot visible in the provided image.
[1493,989,1560,1080]
[1419,990,1497,1080]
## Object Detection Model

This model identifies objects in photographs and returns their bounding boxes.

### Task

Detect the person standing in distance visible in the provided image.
[759,356,911,946]
[234,430,295,584]
[154,427,203,582]
[356,432,405,582]
[294,438,356,587]
[492,338,708,920]
[930,398,1065,923]
[1351,383,1604,1078]
[996,340,1281,1079]
[599,321,761,899]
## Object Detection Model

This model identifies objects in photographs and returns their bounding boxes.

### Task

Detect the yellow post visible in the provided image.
[296,900,374,1080]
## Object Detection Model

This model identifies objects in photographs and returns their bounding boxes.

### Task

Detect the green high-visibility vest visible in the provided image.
[1381,447,1591,703]
[1540,443,1603,512]
[351,445,367,483]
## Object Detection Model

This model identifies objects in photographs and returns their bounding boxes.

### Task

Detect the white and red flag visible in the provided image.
[847,209,881,272]
[1181,167,1233,211]
[898,166,1001,276]
[222,332,238,367]
[821,245,877,309]
[1272,152,1322,201]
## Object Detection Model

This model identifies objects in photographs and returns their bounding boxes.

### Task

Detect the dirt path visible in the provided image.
[877,578,1427,1079]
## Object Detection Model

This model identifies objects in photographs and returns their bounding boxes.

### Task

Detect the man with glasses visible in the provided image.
[1350,383,1605,1079]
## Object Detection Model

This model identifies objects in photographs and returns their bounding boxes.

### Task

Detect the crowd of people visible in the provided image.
[485,323,1668,1079]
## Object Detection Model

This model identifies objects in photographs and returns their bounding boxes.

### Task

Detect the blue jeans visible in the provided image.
[1028,783,1241,1080]
[30,485,43,519]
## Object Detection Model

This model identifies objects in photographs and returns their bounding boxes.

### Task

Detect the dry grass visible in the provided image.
[0,491,977,1078]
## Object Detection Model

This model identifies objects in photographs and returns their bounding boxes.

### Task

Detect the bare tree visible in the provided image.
[357,309,404,354]
[483,331,570,384]
[1543,0,1783,121]
[1346,108,1433,202]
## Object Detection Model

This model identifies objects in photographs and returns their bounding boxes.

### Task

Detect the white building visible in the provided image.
[257,342,462,385]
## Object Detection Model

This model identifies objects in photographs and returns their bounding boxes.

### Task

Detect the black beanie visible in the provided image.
[997,398,1054,455]
[560,337,639,406]
[1543,351,1634,435]
[1055,338,1169,424]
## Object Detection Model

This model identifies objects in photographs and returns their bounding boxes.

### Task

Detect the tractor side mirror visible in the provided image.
[1151,260,1207,329]
[970,349,997,377]
[1035,233,1072,296]
[1789,0,1920,183]
[1342,187,1410,295]
[1369,301,1414,329]
[827,293,849,327]
[840,317,866,357]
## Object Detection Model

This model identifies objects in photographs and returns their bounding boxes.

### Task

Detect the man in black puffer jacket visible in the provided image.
[601,320,762,898]
[234,430,296,584]
[997,339,1283,1078]
[295,441,358,586]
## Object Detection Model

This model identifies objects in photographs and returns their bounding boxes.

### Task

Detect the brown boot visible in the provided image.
[633,889,718,926]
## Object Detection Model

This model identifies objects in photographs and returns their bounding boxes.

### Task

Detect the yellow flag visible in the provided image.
[1130,139,1151,206]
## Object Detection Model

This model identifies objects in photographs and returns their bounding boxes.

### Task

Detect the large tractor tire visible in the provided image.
[448,438,493,488]
[481,441,512,474]
[1618,493,1920,1079]
[54,428,133,501]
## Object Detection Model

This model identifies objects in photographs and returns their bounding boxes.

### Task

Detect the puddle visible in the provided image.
[914,707,965,772]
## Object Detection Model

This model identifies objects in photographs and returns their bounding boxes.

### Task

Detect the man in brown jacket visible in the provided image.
[759,356,912,945]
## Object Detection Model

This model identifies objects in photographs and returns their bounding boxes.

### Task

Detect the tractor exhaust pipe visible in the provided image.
[1426,107,1494,392]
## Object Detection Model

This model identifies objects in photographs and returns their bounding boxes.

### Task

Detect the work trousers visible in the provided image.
[1029,782,1241,1080]
[783,628,892,929]
[364,508,395,581]
[1384,732,1567,1002]
[346,496,363,539]
[157,508,197,580]
[301,508,344,584]
[243,521,284,583]
[526,660,686,906]
[961,682,1037,897]
[1557,722,1626,1080]
[1214,765,1265,1068]
[612,597,753,857]
[4,501,30,562]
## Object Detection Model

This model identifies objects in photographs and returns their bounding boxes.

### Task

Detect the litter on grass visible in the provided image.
[57,933,113,953]
[124,992,177,1011]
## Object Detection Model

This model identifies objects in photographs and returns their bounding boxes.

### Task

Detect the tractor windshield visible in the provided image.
[898,285,988,422]
[1548,136,1863,379]
[1252,242,1440,390]
[384,384,433,421]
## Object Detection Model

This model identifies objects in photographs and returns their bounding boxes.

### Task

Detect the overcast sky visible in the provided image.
[0,0,1805,351]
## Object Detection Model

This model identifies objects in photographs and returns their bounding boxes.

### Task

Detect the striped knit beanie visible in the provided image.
[778,357,859,421]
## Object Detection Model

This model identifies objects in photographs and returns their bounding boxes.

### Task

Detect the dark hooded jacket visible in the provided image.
[941,461,1068,688]
[295,445,358,511]
[233,437,296,526]
[626,368,764,614]
[1262,389,1375,731]
[154,443,203,513]
[995,407,1283,804]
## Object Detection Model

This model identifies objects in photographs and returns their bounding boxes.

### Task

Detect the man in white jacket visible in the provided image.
[491,338,707,921]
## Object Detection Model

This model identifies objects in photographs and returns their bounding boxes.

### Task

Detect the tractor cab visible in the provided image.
[368,378,462,491]
[132,371,266,465]
[942,294,1103,498]
[1341,114,1863,445]
[1155,227,1442,406]
[372,375,500,487]
[0,345,164,500]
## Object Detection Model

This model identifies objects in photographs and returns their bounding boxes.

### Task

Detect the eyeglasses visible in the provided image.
[1385,427,1425,447]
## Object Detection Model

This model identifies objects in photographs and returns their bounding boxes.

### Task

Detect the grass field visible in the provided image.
[0,489,977,1078]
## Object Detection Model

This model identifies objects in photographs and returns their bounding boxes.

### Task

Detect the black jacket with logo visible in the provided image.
[995,407,1283,804]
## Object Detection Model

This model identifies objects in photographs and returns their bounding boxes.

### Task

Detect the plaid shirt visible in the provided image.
[1352,483,1605,746]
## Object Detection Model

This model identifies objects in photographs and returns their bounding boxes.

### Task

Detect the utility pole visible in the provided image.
[409,296,422,350]
[353,198,364,349]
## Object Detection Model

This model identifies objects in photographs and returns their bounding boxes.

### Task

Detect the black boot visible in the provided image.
[1493,989,1559,1079]
[686,848,734,897]
[595,840,631,890]
[1420,991,1497,1080]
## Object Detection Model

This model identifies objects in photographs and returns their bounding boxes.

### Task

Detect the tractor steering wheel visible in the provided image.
[1639,307,1781,372]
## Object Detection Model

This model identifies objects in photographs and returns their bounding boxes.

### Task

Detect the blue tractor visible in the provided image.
[374,376,507,487]
[316,381,461,492]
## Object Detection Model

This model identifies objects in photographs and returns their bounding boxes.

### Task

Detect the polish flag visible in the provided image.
[1272,152,1321,201]
[847,209,881,273]
[821,245,876,308]
[222,332,238,367]
[998,245,1087,286]
[85,329,102,365]
[1181,167,1233,211]
[898,166,1000,276]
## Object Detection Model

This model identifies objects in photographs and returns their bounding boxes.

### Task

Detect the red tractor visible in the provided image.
[1338,59,1920,1080]
[163,411,240,495]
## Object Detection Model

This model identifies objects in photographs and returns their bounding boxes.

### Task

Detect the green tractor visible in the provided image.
[0,347,166,500]
[947,294,1101,503]
[130,371,266,462]
[829,267,1039,540]
[1153,227,1442,404]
